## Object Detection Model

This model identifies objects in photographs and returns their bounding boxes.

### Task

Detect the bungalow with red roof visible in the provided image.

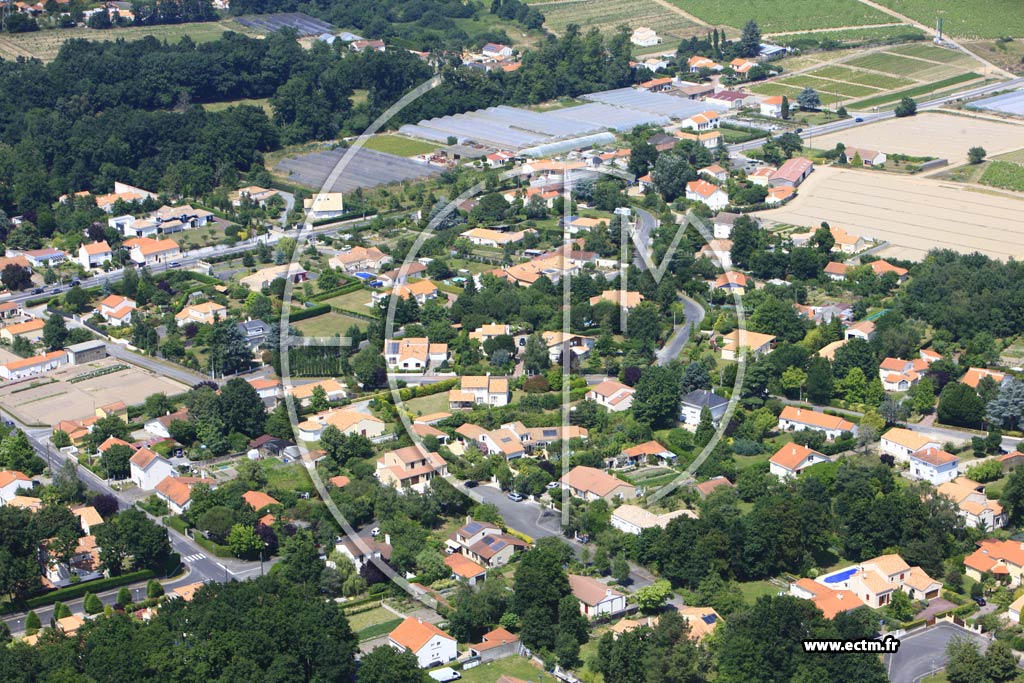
[961,367,1007,390]
[469,627,522,664]
[824,262,849,280]
[585,379,635,413]
[388,617,458,668]
[964,538,1024,586]
[560,466,636,502]
[614,440,675,469]
[155,475,216,515]
[0,469,32,505]
[769,443,829,479]
[778,406,856,440]
[443,553,487,585]
[97,295,137,327]
[569,574,627,619]
[868,259,908,282]
[694,476,734,498]
[880,427,941,464]
[243,490,280,512]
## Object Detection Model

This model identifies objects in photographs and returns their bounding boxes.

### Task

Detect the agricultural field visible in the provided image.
[964,38,1024,76]
[871,0,1024,40]
[980,161,1024,192]
[810,66,915,90]
[0,21,251,62]
[663,0,893,33]
[845,52,965,79]
[747,81,844,107]
[848,72,982,108]
[770,25,926,47]
[774,75,881,98]
[535,0,700,43]
[887,42,978,65]
[359,135,439,157]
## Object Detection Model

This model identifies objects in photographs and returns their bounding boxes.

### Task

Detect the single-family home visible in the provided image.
[0,318,45,343]
[808,554,940,611]
[790,578,867,619]
[868,259,909,282]
[687,55,722,72]
[718,329,775,361]
[680,389,729,428]
[448,375,510,409]
[676,130,723,149]
[72,506,104,535]
[97,295,137,327]
[129,448,175,490]
[329,246,391,273]
[481,42,514,59]
[445,517,526,568]
[610,504,694,535]
[878,356,930,392]
[1000,451,1024,472]
[289,379,347,406]
[0,301,22,319]
[560,466,636,502]
[303,192,345,221]
[683,112,721,133]
[630,27,661,47]
[387,279,440,305]
[830,226,866,254]
[0,350,68,381]
[769,443,829,479]
[843,146,887,166]
[588,290,645,309]
[964,539,1024,586]
[239,263,308,291]
[460,227,528,247]
[705,90,753,109]
[638,77,673,92]
[770,157,814,187]
[125,237,181,266]
[155,475,216,515]
[175,302,227,327]
[0,470,32,504]
[243,490,280,512]
[388,617,458,668]
[844,320,876,341]
[907,447,959,485]
[444,553,488,585]
[748,166,777,187]
[778,406,856,440]
[710,212,745,239]
[824,262,849,280]
[1010,594,1024,623]
[713,271,748,295]
[759,95,786,117]
[698,163,728,182]
[233,186,279,207]
[539,331,595,363]
[376,445,448,493]
[765,186,796,205]
[383,338,449,371]
[585,379,635,412]
[937,478,1007,530]
[20,248,67,269]
[335,534,392,573]
[237,319,272,351]
[686,179,729,210]
[144,407,189,440]
[78,241,113,269]
[961,367,1007,390]
[730,57,758,76]
[697,239,733,268]
[468,627,522,663]
[879,428,941,463]
[296,408,385,442]
[694,476,734,498]
[614,441,676,469]
[569,574,627,619]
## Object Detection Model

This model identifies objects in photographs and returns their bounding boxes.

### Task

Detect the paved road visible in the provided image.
[655,294,705,366]
[885,623,990,683]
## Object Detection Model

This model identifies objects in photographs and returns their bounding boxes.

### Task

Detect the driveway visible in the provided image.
[914,598,956,622]
[885,623,990,683]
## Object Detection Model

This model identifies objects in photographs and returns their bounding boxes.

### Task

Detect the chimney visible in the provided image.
[384,533,391,546]
[465,515,472,525]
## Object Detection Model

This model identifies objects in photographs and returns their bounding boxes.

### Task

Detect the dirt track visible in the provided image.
[757,165,1024,261]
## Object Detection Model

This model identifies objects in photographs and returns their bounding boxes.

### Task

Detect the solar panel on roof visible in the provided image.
[701,614,717,625]
[464,521,483,534]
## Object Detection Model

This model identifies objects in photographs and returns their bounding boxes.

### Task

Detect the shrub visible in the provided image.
[147,579,164,599]
[83,592,103,615]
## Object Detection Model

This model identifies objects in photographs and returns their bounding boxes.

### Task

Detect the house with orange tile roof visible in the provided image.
[844,319,876,342]
[0,469,33,504]
[802,554,940,614]
[7,495,42,512]
[0,350,68,381]
[615,440,675,469]
[97,294,137,327]
[288,378,346,405]
[778,406,856,440]
[175,301,227,327]
[296,407,385,442]
[72,506,104,535]
[383,337,449,371]
[694,476,734,498]
[569,574,628,619]
[868,259,908,282]
[686,179,729,210]
[961,367,1007,390]
[155,475,216,515]
[908,447,959,485]
[718,329,774,361]
[460,227,529,248]
[444,552,487,585]
[0,317,44,343]
[376,445,448,493]
[125,237,180,266]
[878,356,930,392]
[329,245,391,272]
[769,443,829,479]
[611,504,694,534]
[448,375,510,409]
[129,447,173,490]
[790,578,867,618]
[78,241,113,269]
[588,290,645,309]
[388,617,458,668]
[999,451,1024,472]
[824,262,849,280]
[171,581,205,602]
[683,111,722,133]
[880,428,941,463]
[585,379,635,413]
[965,538,1024,585]
[712,271,748,294]
[937,478,1007,530]
[830,226,866,254]
[560,466,636,502]
[469,627,522,663]
[243,490,280,511]
[759,95,786,117]
[468,323,513,348]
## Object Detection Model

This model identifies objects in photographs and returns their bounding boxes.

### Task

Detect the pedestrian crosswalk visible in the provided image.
[183,554,205,563]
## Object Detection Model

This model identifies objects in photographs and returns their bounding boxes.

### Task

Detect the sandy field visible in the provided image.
[807,112,1024,166]
[0,357,189,427]
[758,166,1024,261]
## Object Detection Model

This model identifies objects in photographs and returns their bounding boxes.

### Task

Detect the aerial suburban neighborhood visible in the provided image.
[2,1,1024,682]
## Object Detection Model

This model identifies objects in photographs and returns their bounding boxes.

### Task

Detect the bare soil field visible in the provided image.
[0,357,189,426]
[806,112,1024,165]
[757,166,1024,261]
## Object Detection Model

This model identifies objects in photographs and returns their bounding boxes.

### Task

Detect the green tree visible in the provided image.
[634,579,672,613]
[984,638,1018,683]
[25,610,40,635]
[0,429,44,474]
[886,588,914,621]
[1001,466,1024,525]
[83,592,103,615]
[968,146,986,164]
[894,97,917,117]
[42,313,68,351]
[633,364,683,429]
[522,331,551,375]
[512,537,573,651]
[226,524,262,558]
[938,382,986,428]
[352,344,386,389]
[797,87,821,111]
[217,377,267,437]
[356,646,428,683]
[738,19,762,57]
[611,555,631,583]
[279,530,321,585]
[117,587,132,606]
[780,95,790,120]
[147,578,164,599]
[909,377,936,414]
[198,505,236,544]
[625,301,661,349]
[101,443,134,480]
[63,286,90,314]
[143,392,173,418]
[806,357,834,404]
[945,637,985,683]
[781,366,808,398]
[53,601,71,620]
[309,384,329,412]
[95,508,171,574]
[695,406,715,447]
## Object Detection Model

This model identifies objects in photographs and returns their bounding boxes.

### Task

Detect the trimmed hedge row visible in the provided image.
[191,533,234,558]
[25,570,155,608]
[288,303,333,322]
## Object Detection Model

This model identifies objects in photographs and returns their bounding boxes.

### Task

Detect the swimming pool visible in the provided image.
[822,568,857,584]
[354,272,374,280]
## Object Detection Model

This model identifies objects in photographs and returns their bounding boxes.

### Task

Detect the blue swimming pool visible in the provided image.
[354,272,373,280]
[823,568,857,584]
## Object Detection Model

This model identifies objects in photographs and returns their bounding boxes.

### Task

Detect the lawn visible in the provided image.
[979,160,1024,192]
[771,25,926,47]
[260,460,313,492]
[664,0,893,32]
[323,289,375,314]
[871,0,1024,39]
[538,0,698,41]
[202,98,273,116]
[344,606,394,632]
[738,580,780,604]
[0,20,251,62]
[294,311,369,337]
[360,135,439,157]
[403,391,454,417]
[848,72,982,108]
[171,225,231,249]
[445,656,555,683]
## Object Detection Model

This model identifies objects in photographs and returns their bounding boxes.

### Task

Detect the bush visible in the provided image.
[25,610,40,635]
[25,570,155,608]
[522,375,551,393]
[83,592,103,615]
[117,587,132,606]
[147,579,164,599]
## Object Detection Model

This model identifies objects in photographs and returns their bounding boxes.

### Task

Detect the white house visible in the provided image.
[685,179,729,210]
[129,448,175,490]
[880,428,941,464]
[303,193,345,221]
[610,504,693,535]
[388,617,458,668]
[448,375,510,409]
[907,447,959,485]
[585,379,635,412]
[0,470,32,505]
[97,295,137,327]
[481,42,514,59]
[383,338,449,371]
[760,95,786,117]
[680,389,729,428]
[144,408,189,440]
[843,146,887,166]
[569,574,628,619]
[778,406,856,440]
[78,241,113,270]
[630,27,661,47]
[125,238,181,266]
[769,443,829,479]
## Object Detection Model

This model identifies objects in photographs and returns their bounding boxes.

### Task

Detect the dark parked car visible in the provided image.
[463,480,478,489]
[973,596,987,607]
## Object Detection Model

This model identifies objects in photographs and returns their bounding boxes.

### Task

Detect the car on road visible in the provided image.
[169,261,180,267]
[855,117,864,122]
[794,128,803,133]
[973,596,987,607]
[507,492,524,502]
[70,279,80,286]
[32,288,43,294]
[463,480,478,488]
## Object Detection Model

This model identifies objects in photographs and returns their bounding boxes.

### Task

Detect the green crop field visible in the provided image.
[360,135,439,157]
[887,43,976,65]
[748,82,803,96]
[0,21,250,62]
[848,72,981,108]
[811,65,916,89]
[538,0,698,40]
[771,25,926,47]
[664,0,893,32]
[980,161,1024,192]
[871,0,1024,39]
[845,52,962,79]
[776,75,882,98]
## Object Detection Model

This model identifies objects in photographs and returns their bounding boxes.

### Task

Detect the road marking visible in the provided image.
[183,554,205,563]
